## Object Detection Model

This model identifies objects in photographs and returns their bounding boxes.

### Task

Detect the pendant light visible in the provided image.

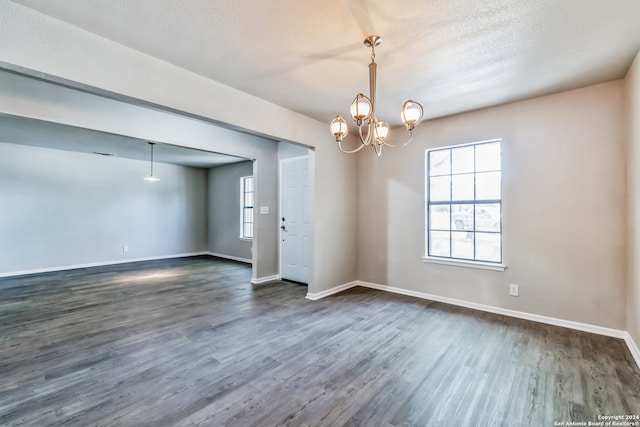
[143,142,160,182]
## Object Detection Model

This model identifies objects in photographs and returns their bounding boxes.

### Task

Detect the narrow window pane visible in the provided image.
[429,176,451,202]
[430,205,451,230]
[476,142,501,172]
[451,174,474,201]
[241,176,254,238]
[476,232,501,262]
[451,146,474,174]
[452,231,474,259]
[451,204,473,231]
[429,149,451,176]
[476,171,501,200]
[475,203,501,232]
[430,231,450,257]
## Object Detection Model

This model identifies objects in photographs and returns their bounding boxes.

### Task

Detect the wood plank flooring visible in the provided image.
[0,256,639,426]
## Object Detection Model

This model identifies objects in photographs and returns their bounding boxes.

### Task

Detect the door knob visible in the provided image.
[281,225,287,231]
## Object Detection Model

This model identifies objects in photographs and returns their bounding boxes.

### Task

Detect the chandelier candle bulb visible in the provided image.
[329,35,424,156]
[401,100,424,130]
[350,94,372,125]
[374,121,389,141]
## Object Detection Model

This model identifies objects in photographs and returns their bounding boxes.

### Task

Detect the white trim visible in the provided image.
[305,281,358,301]
[0,252,209,278]
[207,252,252,264]
[357,280,626,338]
[624,332,640,369]
[305,279,638,368]
[425,139,504,268]
[251,274,281,284]
[422,256,506,271]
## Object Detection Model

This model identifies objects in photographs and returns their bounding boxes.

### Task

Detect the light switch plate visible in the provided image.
[260,206,269,215]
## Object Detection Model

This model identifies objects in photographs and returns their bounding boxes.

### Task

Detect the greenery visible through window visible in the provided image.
[240,176,254,239]
[426,140,502,263]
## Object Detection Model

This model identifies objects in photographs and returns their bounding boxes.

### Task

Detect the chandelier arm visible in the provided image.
[372,142,382,156]
[337,139,367,154]
[382,129,414,148]
[358,122,373,146]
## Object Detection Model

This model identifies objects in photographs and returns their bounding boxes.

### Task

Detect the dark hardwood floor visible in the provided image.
[0,256,638,426]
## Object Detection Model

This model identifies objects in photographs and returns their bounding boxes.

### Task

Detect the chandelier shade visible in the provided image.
[401,100,424,130]
[350,94,372,124]
[374,121,389,142]
[330,115,348,141]
[329,35,424,156]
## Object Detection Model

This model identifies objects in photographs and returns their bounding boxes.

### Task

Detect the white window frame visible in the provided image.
[423,139,506,271]
[240,175,254,240]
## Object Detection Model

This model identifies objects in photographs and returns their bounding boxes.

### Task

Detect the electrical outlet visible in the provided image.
[123,245,129,253]
[509,283,519,297]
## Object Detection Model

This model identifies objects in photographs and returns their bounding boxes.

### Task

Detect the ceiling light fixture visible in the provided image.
[329,35,424,156]
[143,142,160,182]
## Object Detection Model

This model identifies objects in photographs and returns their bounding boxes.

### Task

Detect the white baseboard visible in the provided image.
[251,274,281,284]
[305,281,358,301]
[624,332,640,369]
[357,280,626,339]
[0,252,210,278]
[306,279,638,369]
[207,252,252,264]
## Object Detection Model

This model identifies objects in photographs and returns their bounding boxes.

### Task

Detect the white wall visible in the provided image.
[627,51,640,344]
[357,81,627,329]
[0,2,357,292]
[208,161,254,261]
[278,141,309,160]
[0,142,207,275]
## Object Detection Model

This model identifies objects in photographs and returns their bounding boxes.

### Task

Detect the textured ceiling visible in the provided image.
[10,0,640,127]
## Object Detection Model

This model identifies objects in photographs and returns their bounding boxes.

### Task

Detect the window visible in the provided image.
[426,140,502,264]
[240,176,254,239]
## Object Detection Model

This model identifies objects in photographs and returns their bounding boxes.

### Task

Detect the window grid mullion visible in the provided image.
[473,144,477,260]
[449,148,453,258]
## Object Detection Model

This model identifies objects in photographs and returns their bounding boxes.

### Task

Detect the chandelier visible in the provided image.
[329,35,424,156]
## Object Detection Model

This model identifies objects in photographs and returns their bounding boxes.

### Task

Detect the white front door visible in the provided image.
[280,156,309,283]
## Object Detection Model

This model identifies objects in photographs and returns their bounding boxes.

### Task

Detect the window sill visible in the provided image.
[422,256,506,271]
[239,237,252,242]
